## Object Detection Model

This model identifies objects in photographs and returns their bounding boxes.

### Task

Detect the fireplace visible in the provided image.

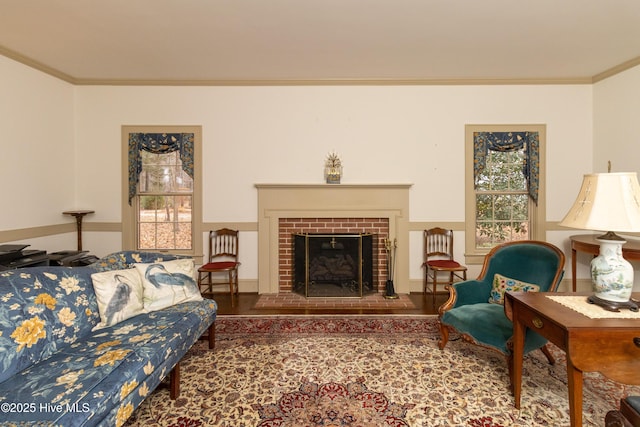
[255,183,412,295]
[279,218,388,293]
[293,233,376,297]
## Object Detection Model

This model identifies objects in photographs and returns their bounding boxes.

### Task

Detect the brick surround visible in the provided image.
[278,217,390,293]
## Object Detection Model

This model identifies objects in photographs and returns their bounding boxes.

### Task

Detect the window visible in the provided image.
[465,125,546,259]
[475,148,529,248]
[138,150,193,250]
[122,126,202,256]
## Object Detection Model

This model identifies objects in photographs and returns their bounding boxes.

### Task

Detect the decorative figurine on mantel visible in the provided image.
[324,151,342,184]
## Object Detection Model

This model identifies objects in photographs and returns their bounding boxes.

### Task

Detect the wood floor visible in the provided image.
[213,292,446,316]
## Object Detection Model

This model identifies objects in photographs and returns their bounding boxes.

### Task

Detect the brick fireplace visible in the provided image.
[279,217,389,294]
[256,183,412,295]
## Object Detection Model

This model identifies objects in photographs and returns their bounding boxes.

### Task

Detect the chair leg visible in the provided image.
[423,270,427,294]
[432,272,437,306]
[539,344,556,365]
[438,322,449,350]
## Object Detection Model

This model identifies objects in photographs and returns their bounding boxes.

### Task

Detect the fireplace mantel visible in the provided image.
[256,183,412,294]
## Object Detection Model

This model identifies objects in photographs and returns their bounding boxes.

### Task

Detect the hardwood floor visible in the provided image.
[213,292,446,316]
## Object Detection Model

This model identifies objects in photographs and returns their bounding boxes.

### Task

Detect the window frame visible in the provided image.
[121,125,202,258]
[464,124,547,263]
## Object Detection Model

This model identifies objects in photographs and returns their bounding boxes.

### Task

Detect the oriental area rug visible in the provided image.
[125,316,639,427]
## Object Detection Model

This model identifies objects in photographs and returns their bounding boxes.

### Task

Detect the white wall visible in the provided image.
[72,84,594,287]
[15,52,640,290]
[74,85,593,224]
[593,66,640,175]
[0,56,76,231]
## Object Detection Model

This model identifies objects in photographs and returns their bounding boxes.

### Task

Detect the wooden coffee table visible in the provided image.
[505,291,640,427]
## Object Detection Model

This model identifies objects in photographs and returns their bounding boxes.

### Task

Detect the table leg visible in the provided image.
[566,358,583,427]
[571,247,577,292]
[511,305,525,408]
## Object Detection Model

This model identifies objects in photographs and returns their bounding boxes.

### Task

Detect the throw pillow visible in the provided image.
[489,273,540,305]
[91,268,145,330]
[134,258,202,311]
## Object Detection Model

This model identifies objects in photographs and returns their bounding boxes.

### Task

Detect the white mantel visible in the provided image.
[256,183,412,294]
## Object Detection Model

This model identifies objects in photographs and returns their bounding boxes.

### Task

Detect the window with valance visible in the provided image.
[465,125,546,256]
[122,126,201,255]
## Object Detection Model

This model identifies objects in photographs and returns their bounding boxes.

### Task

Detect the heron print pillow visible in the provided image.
[135,258,203,312]
[91,268,145,330]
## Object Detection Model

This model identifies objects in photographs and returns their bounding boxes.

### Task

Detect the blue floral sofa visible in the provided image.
[0,251,217,427]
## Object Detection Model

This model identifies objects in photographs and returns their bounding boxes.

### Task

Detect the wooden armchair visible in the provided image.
[438,240,565,381]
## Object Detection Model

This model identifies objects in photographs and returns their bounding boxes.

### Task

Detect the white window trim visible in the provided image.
[464,124,547,263]
[121,125,202,259]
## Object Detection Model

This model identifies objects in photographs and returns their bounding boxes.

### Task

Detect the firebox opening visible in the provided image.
[293,233,376,298]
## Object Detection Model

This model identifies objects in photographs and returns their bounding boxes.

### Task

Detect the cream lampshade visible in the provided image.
[559,172,640,312]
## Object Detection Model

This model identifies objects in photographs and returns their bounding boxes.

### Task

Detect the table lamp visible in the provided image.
[559,172,640,312]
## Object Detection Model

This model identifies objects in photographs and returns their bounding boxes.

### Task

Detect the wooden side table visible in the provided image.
[569,234,640,291]
[506,291,640,427]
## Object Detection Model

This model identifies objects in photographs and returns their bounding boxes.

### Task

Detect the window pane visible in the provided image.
[476,194,493,219]
[512,194,529,220]
[176,223,192,249]
[475,222,497,248]
[139,151,193,194]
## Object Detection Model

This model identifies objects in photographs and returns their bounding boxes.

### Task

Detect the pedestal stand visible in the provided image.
[63,210,94,251]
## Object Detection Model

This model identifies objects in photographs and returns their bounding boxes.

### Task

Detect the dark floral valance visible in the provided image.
[473,131,539,204]
[128,133,194,205]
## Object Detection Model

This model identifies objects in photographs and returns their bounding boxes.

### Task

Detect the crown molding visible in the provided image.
[592,56,640,83]
[0,45,76,84]
[2,45,639,87]
[71,77,595,86]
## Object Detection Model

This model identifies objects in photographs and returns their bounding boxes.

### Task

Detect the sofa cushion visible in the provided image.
[0,267,100,385]
[488,273,540,305]
[91,268,145,330]
[134,259,202,312]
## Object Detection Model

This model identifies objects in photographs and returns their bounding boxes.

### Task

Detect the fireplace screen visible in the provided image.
[293,233,376,298]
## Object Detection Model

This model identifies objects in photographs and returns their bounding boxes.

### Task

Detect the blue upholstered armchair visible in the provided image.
[438,240,565,371]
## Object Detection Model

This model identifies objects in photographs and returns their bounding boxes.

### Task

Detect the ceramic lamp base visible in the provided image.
[587,295,639,312]
[591,236,634,304]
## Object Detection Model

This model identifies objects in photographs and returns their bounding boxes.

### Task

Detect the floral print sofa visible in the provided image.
[0,251,217,427]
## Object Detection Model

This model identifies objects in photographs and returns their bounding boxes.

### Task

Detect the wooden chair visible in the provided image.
[197,228,240,301]
[422,227,467,304]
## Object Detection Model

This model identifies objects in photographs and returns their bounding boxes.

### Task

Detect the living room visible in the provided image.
[2,2,640,425]
[2,45,640,295]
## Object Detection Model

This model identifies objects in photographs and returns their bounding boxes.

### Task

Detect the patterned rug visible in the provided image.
[125,315,639,426]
